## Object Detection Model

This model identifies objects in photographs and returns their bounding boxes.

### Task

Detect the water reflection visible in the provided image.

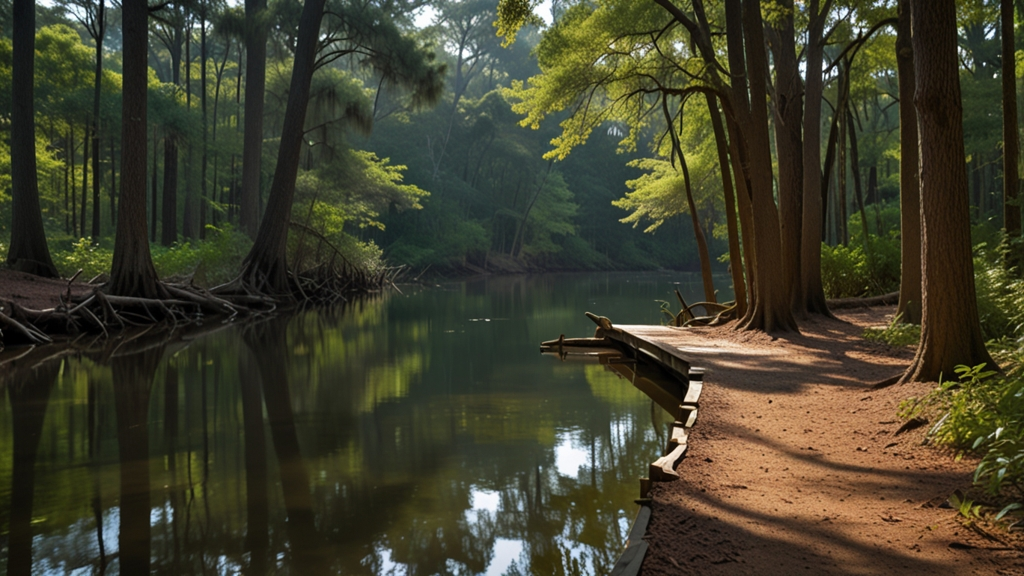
[5,361,57,576]
[0,272,721,575]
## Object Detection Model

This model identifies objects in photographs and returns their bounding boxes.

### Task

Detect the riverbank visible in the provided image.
[634,308,1024,575]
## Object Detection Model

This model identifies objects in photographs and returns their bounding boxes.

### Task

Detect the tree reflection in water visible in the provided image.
[0,273,698,575]
[111,337,164,576]
[4,360,58,576]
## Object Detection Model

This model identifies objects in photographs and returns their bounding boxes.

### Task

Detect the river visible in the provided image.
[0,271,729,575]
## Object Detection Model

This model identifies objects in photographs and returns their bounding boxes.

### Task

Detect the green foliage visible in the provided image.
[819,233,900,298]
[919,364,1008,452]
[862,313,920,348]
[973,242,1024,340]
[53,237,113,279]
[896,239,1024,514]
[948,490,984,520]
[151,225,253,286]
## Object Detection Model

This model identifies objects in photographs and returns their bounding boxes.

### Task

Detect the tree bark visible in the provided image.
[91,0,105,239]
[183,15,198,241]
[108,0,164,299]
[837,63,849,246]
[798,0,834,317]
[736,0,797,332]
[81,116,90,238]
[706,92,747,316]
[8,0,59,277]
[848,106,870,250]
[241,0,269,239]
[1003,0,1021,266]
[240,0,327,293]
[110,134,117,226]
[901,0,997,383]
[767,0,803,313]
[150,126,159,243]
[663,96,716,303]
[896,0,922,324]
[161,26,183,247]
[200,4,209,240]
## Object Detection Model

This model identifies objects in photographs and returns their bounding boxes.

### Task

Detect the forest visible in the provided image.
[8,0,1024,568]
[1,0,1023,348]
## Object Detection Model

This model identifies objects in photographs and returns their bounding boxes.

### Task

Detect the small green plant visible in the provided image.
[53,237,113,278]
[948,490,982,519]
[862,313,921,348]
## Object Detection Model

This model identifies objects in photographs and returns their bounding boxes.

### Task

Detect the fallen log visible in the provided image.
[826,291,899,309]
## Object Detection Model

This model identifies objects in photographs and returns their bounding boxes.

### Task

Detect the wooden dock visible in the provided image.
[542,316,719,576]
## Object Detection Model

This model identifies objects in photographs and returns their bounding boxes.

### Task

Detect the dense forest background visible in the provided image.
[0,0,1018,287]
[0,0,729,280]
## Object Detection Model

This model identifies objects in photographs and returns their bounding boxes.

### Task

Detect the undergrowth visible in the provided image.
[862,313,920,348]
[50,225,253,287]
[820,232,901,298]
[898,238,1024,522]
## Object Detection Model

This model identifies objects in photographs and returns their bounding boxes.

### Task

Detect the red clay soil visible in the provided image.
[639,308,1024,576]
[0,268,93,311]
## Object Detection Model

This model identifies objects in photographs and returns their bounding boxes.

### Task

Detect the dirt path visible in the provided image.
[638,308,1024,576]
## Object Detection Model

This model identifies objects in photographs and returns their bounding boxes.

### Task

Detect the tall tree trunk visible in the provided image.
[896,0,922,324]
[109,0,164,298]
[664,96,716,303]
[901,0,997,383]
[798,0,834,317]
[81,116,90,238]
[848,107,870,250]
[161,28,183,247]
[1003,0,1021,267]
[239,0,327,294]
[183,16,198,241]
[200,5,209,240]
[736,0,797,332]
[767,0,803,313]
[71,125,78,237]
[724,0,759,318]
[837,64,849,246]
[706,92,747,316]
[161,135,179,246]
[151,126,159,242]
[91,1,105,240]
[241,0,269,239]
[110,134,117,227]
[8,0,59,277]
[821,102,841,241]
[64,131,71,235]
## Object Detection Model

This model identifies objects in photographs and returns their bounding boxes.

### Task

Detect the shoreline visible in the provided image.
[621,309,1023,574]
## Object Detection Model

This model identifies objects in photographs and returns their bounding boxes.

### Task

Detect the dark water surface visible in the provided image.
[0,272,726,575]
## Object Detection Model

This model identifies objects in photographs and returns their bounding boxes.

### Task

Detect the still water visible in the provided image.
[0,272,723,576]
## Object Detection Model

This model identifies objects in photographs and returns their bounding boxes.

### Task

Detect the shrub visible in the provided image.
[862,313,920,347]
[152,225,252,286]
[53,237,113,279]
[820,233,900,298]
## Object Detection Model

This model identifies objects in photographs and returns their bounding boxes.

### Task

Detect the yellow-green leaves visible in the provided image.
[505,0,703,160]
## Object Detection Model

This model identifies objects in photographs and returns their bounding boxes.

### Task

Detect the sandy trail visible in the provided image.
[637,308,1024,575]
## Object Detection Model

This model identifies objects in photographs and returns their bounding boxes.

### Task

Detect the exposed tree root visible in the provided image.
[0,279,264,348]
[2,224,402,349]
